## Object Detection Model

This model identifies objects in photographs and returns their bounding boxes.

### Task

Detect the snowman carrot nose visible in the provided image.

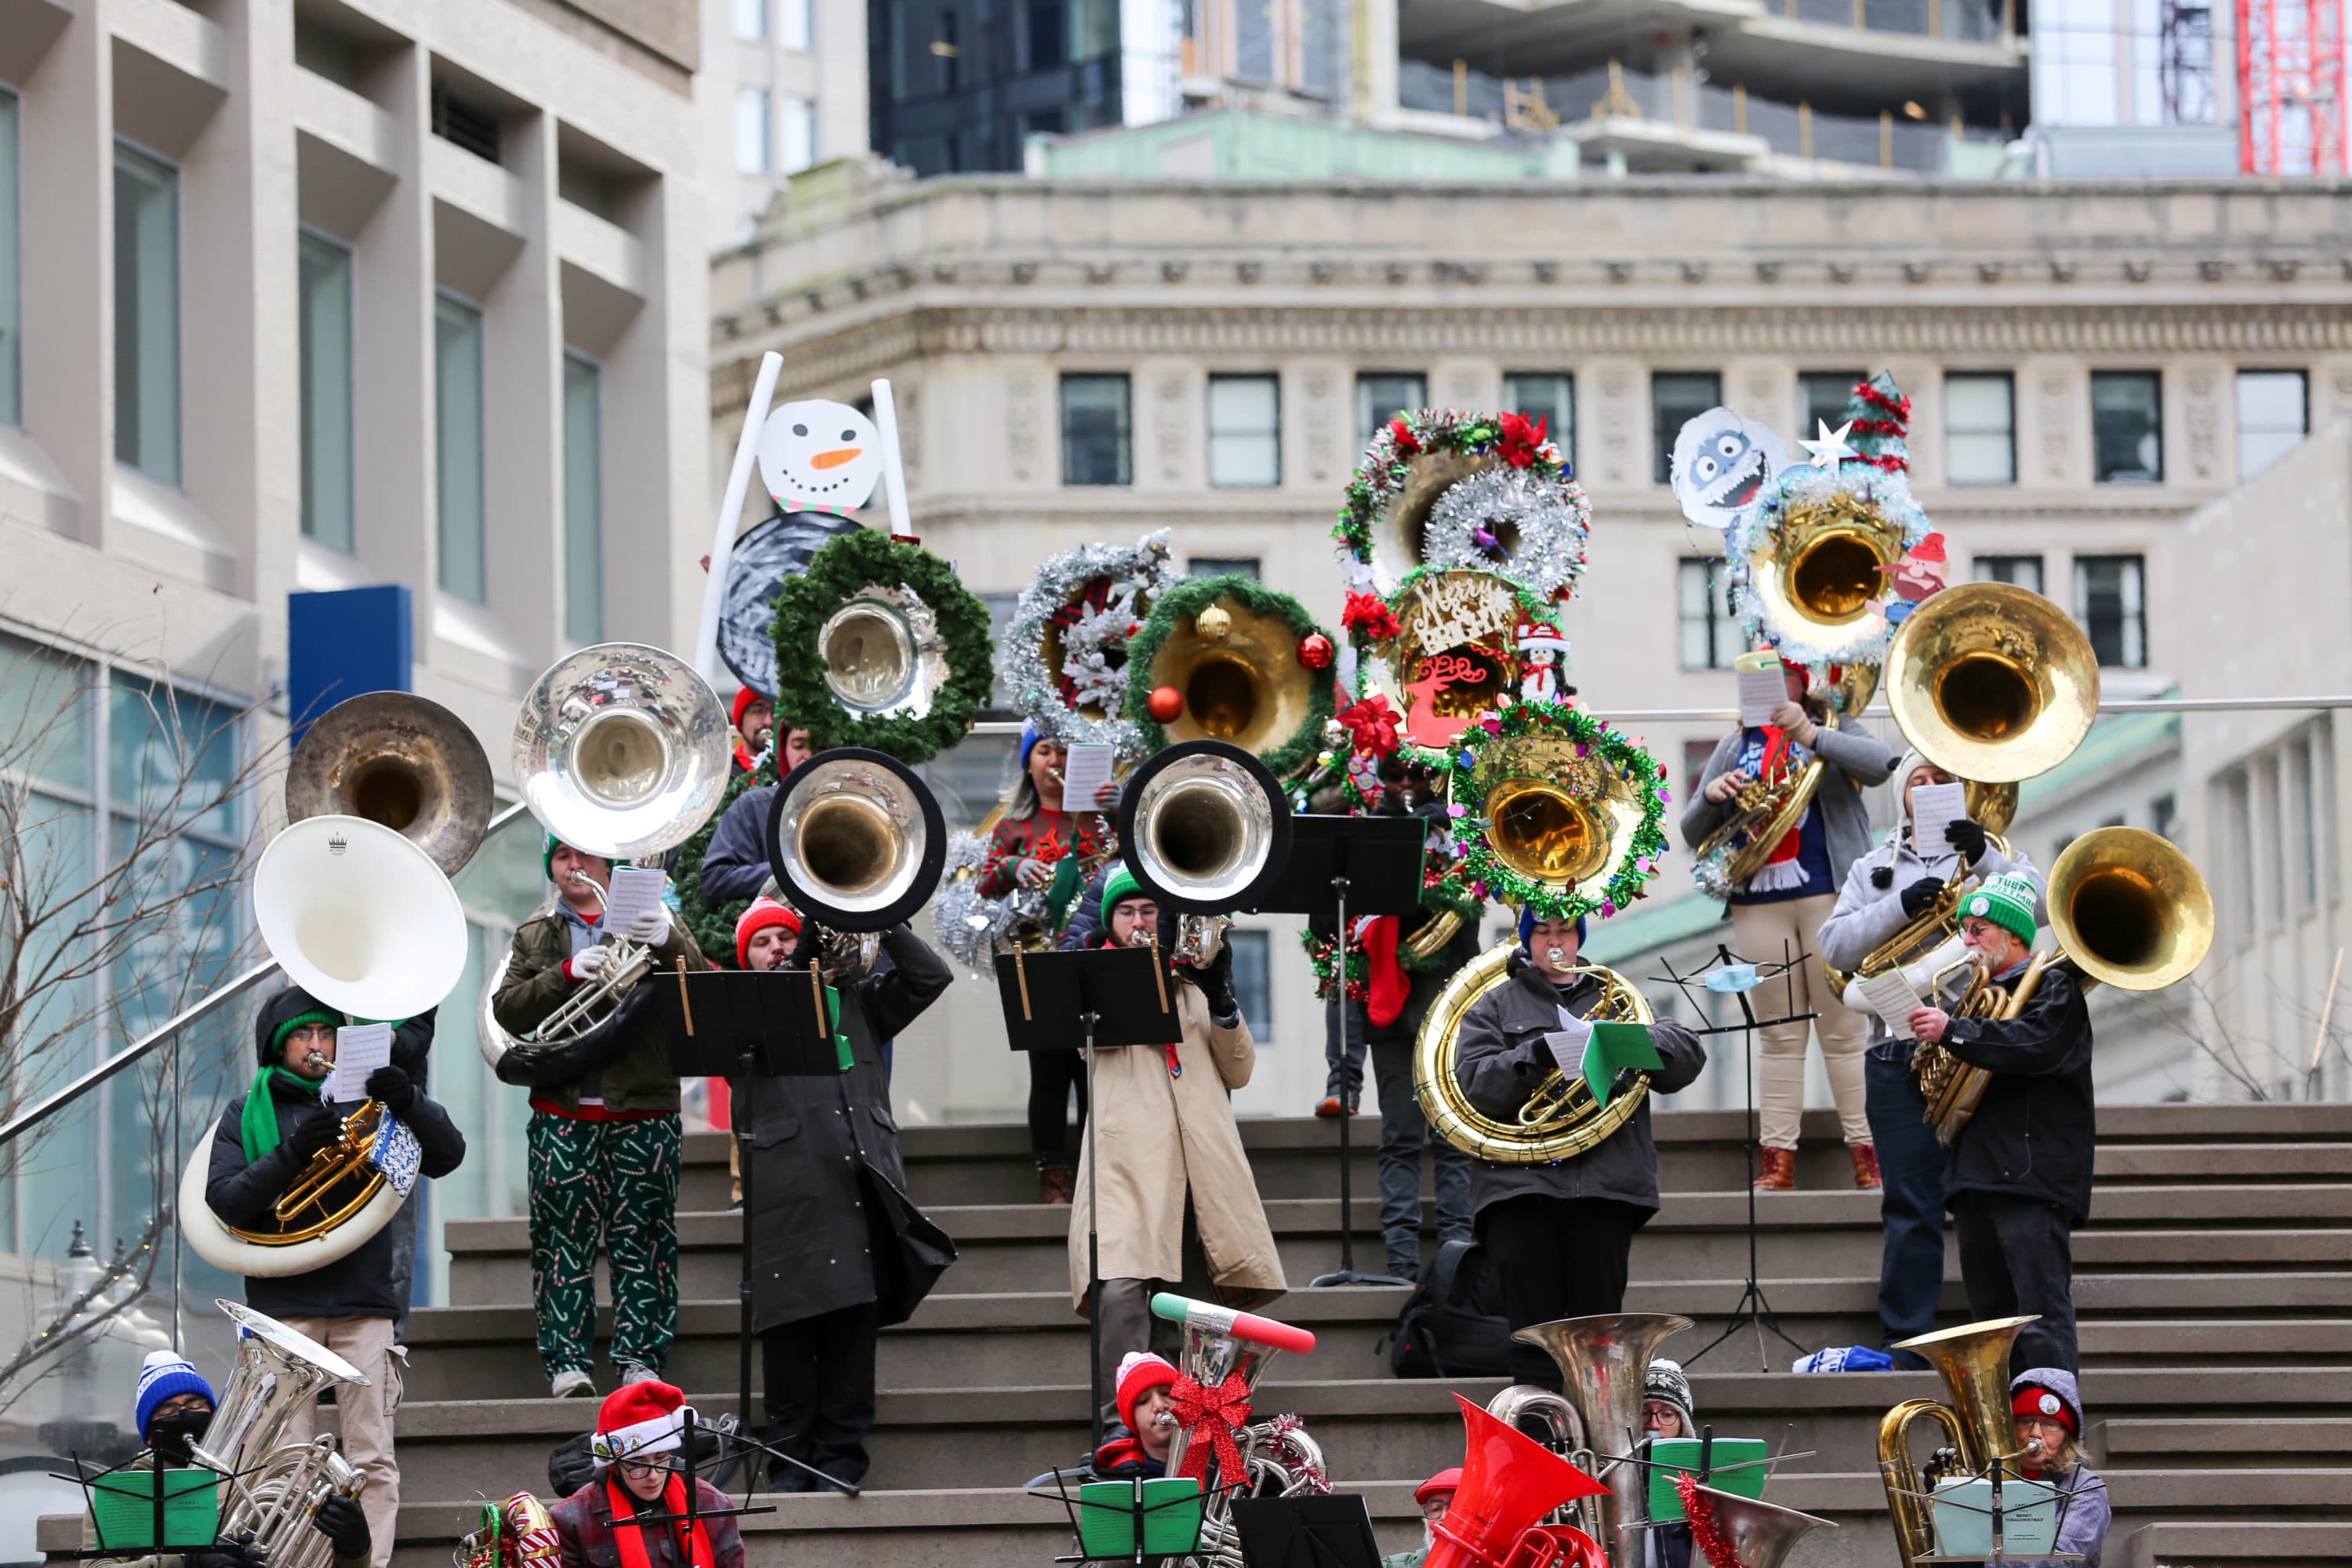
[810,448,862,470]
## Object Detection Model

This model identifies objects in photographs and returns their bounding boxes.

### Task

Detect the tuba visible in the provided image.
[1675,1486,1837,1568]
[1498,1314,1692,1568]
[191,1301,374,1568]
[286,691,495,877]
[456,1494,562,1568]
[184,816,468,1277]
[1131,583,1321,771]
[1151,1295,1328,1568]
[1878,1315,2039,1568]
[765,747,947,935]
[1116,740,1293,966]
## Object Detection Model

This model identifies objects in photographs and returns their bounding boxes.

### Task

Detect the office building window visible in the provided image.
[1798,371,1864,437]
[735,87,771,173]
[0,90,19,424]
[114,143,180,485]
[297,232,355,552]
[1356,372,1426,445]
[735,0,768,36]
[1207,374,1279,487]
[1653,372,1721,484]
[2092,371,2161,482]
[1228,929,1272,1040]
[1677,558,1742,670]
[1061,374,1131,485]
[1189,557,1261,579]
[1973,554,2044,594]
[2074,554,2145,668]
[1944,372,2015,485]
[780,96,816,172]
[1503,373,1573,456]
[562,353,603,645]
[1681,739,1717,803]
[2236,369,2307,480]
[780,0,813,47]
[434,293,487,604]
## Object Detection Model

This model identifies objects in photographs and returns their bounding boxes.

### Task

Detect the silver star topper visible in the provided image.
[1802,419,1857,469]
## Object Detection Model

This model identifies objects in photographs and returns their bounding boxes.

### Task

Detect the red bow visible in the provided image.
[1337,695,1401,759]
[1170,1370,1254,1486]
[1341,592,1402,642]
[1387,418,1420,455]
[1497,412,1549,469]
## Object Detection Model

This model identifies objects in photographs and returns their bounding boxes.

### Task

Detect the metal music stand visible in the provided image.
[1653,940,1816,1370]
[994,944,1186,1452]
[1251,814,1428,1288]
[1229,1494,1385,1568]
[604,1410,783,1528]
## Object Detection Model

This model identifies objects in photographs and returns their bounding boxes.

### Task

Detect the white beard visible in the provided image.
[1423,1522,1436,1555]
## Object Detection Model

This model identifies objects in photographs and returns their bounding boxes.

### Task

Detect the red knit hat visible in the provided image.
[731,687,770,728]
[2010,1385,2078,1436]
[1415,1468,1463,1508]
[1115,1352,1178,1432]
[735,897,802,969]
[591,1380,696,1466]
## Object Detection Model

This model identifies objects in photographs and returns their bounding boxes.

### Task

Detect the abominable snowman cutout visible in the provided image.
[1670,408,1791,532]
[758,401,886,516]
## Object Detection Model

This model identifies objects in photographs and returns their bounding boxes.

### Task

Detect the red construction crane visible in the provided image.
[2239,0,2347,172]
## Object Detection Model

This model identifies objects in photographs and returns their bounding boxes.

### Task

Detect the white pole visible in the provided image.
[694,351,784,683]
[871,377,913,540]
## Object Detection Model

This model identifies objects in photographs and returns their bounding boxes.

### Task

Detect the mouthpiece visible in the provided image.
[1151,1410,1179,1431]
[1546,946,1566,965]
[303,1050,331,1073]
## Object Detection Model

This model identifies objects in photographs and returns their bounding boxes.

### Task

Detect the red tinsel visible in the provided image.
[1337,694,1402,759]
[1853,379,1913,423]
[1341,592,1402,642]
[1497,412,1549,469]
[1675,1472,1743,1568]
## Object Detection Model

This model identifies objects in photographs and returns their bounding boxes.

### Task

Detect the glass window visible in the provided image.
[1944,372,2015,485]
[735,0,768,36]
[1798,371,1864,437]
[1228,928,1272,1040]
[1652,372,1721,485]
[1356,372,1426,446]
[2260,755,2285,924]
[1207,374,1279,487]
[2091,371,2161,482]
[781,0,813,48]
[2292,736,2317,909]
[735,87,771,173]
[0,89,20,424]
[1503,373,1573,456]
[1060,373,1131,486]
[562,353,603,645]
[2223,768,2254,936]
[1677,558,1742,670]
[434,293,487,603]
[2236,369,2307,480]
[2151,792,2176,841]
[1974,554,2044,594]
[114,143,181,485]
[781,96,817,172]
[2074,554,2146,669]
[298,232,356,552]
[1189,557,1261,579]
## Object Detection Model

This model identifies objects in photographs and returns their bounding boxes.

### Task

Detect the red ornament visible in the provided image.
[1146,685,1184,724]
[1296,633,1334,671]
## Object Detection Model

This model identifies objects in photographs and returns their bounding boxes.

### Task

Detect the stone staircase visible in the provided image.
[118,1105,2352,1568]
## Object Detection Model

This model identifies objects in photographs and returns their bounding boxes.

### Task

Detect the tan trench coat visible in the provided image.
[1065,978,1287,1312]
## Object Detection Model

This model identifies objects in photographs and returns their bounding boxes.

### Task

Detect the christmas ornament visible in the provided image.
[1194,604,1233,642]
[1147,685,1184,723]
[1298,632,1334,670]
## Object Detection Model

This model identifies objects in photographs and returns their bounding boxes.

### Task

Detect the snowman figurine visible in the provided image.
[757,399,885,516]
[1515,618,1570,705]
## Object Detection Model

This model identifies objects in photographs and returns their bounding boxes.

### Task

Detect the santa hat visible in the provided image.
[730,687,770,728]
[734,897,802,968]
[1907,532,1947,564]
[1515,617,1568,655]
[590,1380,698,1468]
[1415,1468,1463,1508]
[1114,1351,1178,1432]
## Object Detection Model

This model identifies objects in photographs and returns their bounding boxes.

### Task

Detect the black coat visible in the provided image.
[1940,964,2096,1225]
[1453,954,1706,1217]
[739,925,955,1333]
[699,785,779,905]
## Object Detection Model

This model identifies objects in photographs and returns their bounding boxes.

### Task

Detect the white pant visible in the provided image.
[280,1315,403,1568]
[1729,895,1871,1149]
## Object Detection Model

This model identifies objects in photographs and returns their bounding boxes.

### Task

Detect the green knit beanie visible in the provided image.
[1962,872,2038,947]
[1100,866,1143,924]
[543,835,624,884]
[265,1007,341,1065]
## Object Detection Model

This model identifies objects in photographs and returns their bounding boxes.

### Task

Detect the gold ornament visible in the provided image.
[1193,604,1233,643]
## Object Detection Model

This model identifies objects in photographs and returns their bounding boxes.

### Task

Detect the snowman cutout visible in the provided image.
[1515,618,1570,705]
[758,400,885,517]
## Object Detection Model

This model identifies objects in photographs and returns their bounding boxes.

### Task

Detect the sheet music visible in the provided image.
[601,866,669,931]
[1059,744,1116,810]
[328,1022,393,1105]
[1735,668,1787,728]
[1855,967,1926,1041]
[1541,1007,1593,1080]
[1908,782,1971,862]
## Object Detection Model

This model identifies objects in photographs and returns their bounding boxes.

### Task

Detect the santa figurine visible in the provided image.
[1872,532,1948,625]
[1515,618,1570,705]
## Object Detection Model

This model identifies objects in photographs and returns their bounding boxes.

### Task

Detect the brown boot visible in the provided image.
[1751,1146,1797,1191]
[1038,1161,1074,1206]
[1851,1143,1883,1191]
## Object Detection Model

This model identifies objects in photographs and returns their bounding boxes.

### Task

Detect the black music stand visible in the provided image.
[56,1453,232,1561]
[995,945,1185,1453]
[1254,815,1427,1288]
[655,959,844,1487]
[1229,1494,1385,1568]
[603,1410,784,1530]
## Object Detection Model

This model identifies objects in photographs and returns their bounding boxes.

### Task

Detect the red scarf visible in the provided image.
[604,1473,714,1568]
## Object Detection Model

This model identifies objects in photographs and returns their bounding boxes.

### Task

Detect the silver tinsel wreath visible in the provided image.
[1000,530,1178,766]
[1421,468,1592,604]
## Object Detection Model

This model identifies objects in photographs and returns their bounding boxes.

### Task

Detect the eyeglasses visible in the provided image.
[616,1459,670,1478]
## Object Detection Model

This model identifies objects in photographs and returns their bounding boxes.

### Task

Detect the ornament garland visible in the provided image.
[1722,461,1930,670]
[1003,531,1178,767]
[1121,572,1338,779]
[1332,408,1581,597]
[1420,464,1592,604]
[1446,701,1671,923]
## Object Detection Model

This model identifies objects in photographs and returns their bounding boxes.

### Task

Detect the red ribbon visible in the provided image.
[1171,1370,1254,1486]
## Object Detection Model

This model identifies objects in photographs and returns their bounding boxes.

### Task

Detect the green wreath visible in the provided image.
[769,529,995,764]
[1446,702,1670,922]
[1120,573,1337,779]
[669,752,779,967]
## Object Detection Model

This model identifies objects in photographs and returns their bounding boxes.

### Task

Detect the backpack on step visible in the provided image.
[1382,1237,1513,1379]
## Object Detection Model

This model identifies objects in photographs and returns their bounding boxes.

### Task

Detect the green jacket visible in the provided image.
[491,906,706,1114]
[1381,1550,1427,1568]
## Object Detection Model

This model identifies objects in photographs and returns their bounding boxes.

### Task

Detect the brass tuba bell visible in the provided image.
[1135,587,1319,764]
[1470,726,1650,899]
[1741,481,1911,656]
[2049,823,2215,993]
[1878,1315,2038,1568]
[1884,583,2100,785]
[765,747,948,933]
[286,691,495,876]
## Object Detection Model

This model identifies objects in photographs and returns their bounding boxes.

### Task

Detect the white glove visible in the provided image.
[564,946,612,983]
[626,903,673,946]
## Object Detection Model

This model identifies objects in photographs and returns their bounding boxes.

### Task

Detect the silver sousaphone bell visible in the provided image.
[765,748,948,933]
[1114,739,1293,963]
[513,642,733,862]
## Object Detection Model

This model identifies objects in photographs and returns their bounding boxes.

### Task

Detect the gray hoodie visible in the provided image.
[2002,1367,2109,1568]
[1679,717,1899,898]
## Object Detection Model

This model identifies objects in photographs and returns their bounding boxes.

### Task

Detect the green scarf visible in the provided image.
[241,1068,326,1163]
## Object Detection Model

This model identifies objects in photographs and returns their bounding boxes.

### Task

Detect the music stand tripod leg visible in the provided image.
[736,1045,757,1475]
[1085,1007,1104,1457]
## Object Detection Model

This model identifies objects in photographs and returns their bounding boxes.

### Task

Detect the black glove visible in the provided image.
[186,1536,267,1568]
[365,1065,417,1115]
[284,1106,345,1162]
[1944,816,1988,866]
[311,1494,371,1560]
[1900,877,1946,920]
[1190,942,1240,1019]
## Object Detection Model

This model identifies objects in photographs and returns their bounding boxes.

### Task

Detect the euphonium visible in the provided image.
[1689,761,1827,902]
[192,1302,375,1568]
[1878,1315,2039,1568]
[1501,1314,1693,1568]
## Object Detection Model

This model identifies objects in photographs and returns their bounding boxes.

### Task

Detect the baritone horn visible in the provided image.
[1878,1315,2038,1568]
[1114,740,1293,946]
[765,747,948,932]
[286,691,495,876]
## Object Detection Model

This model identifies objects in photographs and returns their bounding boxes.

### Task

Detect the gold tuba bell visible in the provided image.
[1135,586,1320,766]
[1884,583,2100,786]
[1740,479,1912,665]
[1878,1315,2039,1568]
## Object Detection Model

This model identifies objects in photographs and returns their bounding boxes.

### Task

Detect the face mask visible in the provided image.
[148,1410,210,1466]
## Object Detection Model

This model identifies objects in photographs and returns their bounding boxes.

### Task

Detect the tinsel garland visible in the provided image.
[1846,371,1912,474]
[1301,934,1370,1004]
[1722,463,1929,670]
[1446,701,1670,923]
[1331,408,1577,593]
[1003,532,1178,767]
[1122,573,1338,778]
[931,829,1018,975]
[670,752,780,966]
[1420,465,1592,604]
[769,529,995,764]
[1675,1472,1744,1568]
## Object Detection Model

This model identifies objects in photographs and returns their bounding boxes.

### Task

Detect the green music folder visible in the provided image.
[1077,1477,1203,1558]
[1646,1438,1769,1519]
[1583,1022,1664,1110]
[88,1467,221,1549]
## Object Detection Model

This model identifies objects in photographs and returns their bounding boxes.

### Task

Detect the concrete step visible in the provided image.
[2104,1416,2352,1468]
[2126,1520,2352,1567]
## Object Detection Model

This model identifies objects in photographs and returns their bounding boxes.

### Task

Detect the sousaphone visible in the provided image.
[285,691,494,876]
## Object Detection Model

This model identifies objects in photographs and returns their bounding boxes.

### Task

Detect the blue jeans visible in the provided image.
[1370,1034,1472,1276]
[1865,1045,1946,1368]
[1323,998,1367,1101]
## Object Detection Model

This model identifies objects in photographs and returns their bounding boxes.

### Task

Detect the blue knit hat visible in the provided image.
[1517,907,1588,951]
[134,1349,214,1442]
[1020,722,1044,770]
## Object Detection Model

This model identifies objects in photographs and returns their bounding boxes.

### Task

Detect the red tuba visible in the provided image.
[1427,1395,1612,1568]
